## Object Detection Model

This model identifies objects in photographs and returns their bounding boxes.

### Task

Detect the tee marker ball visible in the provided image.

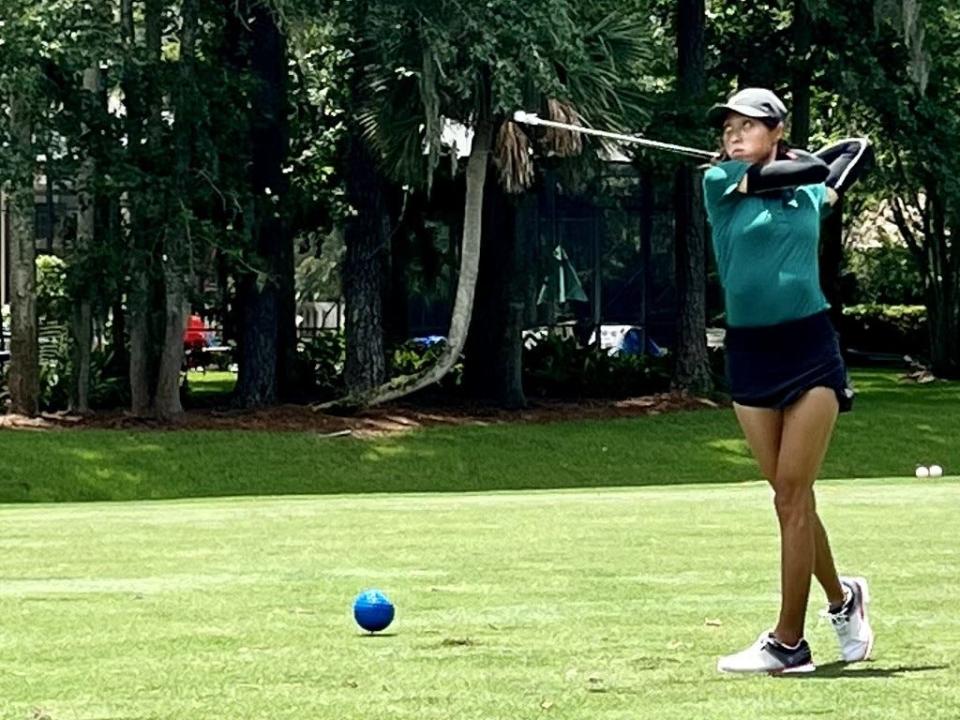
[353,589,395,633]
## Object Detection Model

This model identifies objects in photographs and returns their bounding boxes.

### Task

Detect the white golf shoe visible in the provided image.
[717,630,816,674]
[823,576,874,662]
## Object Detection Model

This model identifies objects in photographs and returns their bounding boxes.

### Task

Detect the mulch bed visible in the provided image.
[0,393,723,438]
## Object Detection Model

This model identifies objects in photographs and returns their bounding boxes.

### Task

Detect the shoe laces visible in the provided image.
[760,632,803,652]
[819,586,855,628]
[819,606,850,630]
[753,631,776,653]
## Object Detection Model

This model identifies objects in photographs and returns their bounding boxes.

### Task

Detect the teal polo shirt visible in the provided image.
[703,160,832,328]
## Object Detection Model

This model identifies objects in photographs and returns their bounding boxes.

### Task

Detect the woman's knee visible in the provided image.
[773,480,813,522]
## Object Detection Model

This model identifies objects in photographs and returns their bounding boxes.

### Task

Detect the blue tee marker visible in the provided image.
[353,589,395,633]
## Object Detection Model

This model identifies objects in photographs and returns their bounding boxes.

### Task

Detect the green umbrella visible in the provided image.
[538,245,588,305]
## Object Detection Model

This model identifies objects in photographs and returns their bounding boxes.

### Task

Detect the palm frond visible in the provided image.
[494,120,534,194]
[541,98,583,157]
[564,10,655,135]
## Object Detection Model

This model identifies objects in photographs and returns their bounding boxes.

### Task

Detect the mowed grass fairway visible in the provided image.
[0,369,958,718]
[0,481,957,719]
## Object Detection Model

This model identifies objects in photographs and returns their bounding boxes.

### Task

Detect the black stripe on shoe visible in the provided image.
[840,580,862,619]
[764,635,814,670]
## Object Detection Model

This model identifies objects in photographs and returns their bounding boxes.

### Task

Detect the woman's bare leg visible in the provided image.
[810,492,844,607]
[734,402,844,609]
[770,388,839,645]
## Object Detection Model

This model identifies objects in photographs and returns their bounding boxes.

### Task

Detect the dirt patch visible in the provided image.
[0,393,723,437]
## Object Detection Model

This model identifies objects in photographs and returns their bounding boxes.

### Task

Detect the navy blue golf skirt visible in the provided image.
[724,311,854,413]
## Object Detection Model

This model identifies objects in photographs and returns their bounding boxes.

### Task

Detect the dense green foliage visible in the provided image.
[1,1,958,411]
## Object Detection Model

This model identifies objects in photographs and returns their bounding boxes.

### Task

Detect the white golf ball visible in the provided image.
[929,465,943,478]
[915,466,930,478]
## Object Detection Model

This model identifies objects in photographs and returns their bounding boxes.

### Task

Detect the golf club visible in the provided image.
[512,110,716,161]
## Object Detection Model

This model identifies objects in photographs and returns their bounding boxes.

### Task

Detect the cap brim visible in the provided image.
[707,103,775,127]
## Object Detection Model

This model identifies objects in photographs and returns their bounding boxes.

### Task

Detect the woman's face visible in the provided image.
[722,113,783,164]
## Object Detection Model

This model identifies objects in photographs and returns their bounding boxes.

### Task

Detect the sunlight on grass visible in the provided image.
[367,444,412,457]
[850,370,904,391]
[186,370,237,397]
[706,438,753,465]
[120,444,166,454]
[360,444,439,463]
[67,449,106,461]
[0,573,241,596]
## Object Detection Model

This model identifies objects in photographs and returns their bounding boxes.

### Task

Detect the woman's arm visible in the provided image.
[734,149,829,194]
[815,138,873,206]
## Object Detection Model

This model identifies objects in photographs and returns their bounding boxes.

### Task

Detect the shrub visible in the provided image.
[34,335,129,412]
[845,241,923,306]
[296,331,346,400]
[522,333,672,399]
[840,304,928,355]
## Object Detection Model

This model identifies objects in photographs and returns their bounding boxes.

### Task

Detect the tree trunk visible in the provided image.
[127,282,152,414]
[69,302,93,412]
[673,165,712,393]
[236,235,278,407]
[234,2,291,408]
[342,130,388,394]
[790,0,812,148]
[673,0,713,394]
[69,64,100,414]
[927,280,959,377]
[924,187,959,377]
[8,95,39,416]
[317,117,494,409]
[154,0,198,420]
[154,271,188,419]
[890,186,959,377]
[124,0,162,416]
[265,19,297,403]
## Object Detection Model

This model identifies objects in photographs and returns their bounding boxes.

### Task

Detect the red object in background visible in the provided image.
[184,314,207,351]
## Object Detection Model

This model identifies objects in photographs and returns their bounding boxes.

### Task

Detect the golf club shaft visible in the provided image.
[512,111,716,160]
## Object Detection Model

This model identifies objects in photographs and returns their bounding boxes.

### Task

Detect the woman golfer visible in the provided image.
[703,87,874,674]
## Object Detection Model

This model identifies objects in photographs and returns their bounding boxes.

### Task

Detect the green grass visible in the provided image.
[1,479,957,719]
[0,369,957,503]
[1,368,957,716]
[184,369,237,399]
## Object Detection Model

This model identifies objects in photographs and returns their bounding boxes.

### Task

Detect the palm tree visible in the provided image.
[318,1,654,409]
